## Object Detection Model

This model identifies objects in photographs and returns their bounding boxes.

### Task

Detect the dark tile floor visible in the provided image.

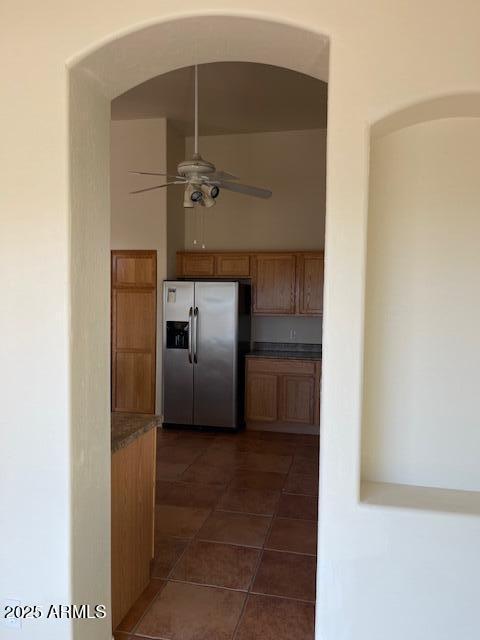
[115,428,319,640]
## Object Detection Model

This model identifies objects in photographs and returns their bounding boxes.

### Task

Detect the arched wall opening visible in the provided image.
[361,93,480,510]
[68,15,329,638]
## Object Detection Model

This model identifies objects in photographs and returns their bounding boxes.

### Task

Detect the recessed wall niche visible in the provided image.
[361,96,480,511]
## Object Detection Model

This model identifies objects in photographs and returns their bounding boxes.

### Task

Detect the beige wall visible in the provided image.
[363,116,480,492]
[110,118,167,413]
[3,7,480,640]
[186,128,326,344]
[111,118,167,250]
[70,68,111,638]
[185,129,326,251]
[166,123,186,278]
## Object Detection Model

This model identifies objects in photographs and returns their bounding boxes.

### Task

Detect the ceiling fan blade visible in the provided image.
[218,180,272,199]
[130,181,185,194]
[205,170,239,181]
[129,170,183,179]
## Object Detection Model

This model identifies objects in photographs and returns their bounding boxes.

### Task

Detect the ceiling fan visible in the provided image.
[129,65,273,207]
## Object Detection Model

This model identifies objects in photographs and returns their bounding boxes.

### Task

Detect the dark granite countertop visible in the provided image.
[111,413,160,453]
[247,350,322,361]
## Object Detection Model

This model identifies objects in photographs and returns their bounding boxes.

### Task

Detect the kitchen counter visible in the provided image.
[247,350,322,361]
[111,412,160,453]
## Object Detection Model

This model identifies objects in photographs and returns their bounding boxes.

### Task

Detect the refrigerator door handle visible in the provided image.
[188,306,193,364]
[193,306,199,363]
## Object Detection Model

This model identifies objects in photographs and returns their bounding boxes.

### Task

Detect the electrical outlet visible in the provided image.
[0,599,22,629]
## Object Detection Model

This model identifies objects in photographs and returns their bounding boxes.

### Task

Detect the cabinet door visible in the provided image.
[112,252,156,288]
[112,250,157,414]
[279,375,315,425]
[178,253,215,277]
[253,254,296,314]
[298,253,324,315]
[215,253,250,277]
[246,372,278,422]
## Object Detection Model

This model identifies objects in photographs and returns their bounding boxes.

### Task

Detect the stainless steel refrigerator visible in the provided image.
[163,280,251,429]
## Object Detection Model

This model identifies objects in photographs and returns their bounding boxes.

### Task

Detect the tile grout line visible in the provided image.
[157,477,317,498]
[157,449,234,581]
[161,439,226,568]
[231,442,298,639]
[215,507,317,521]
[128,585,165,637]
[157,437,213,477]
[129,447,241,634]
[130,436,221,636]
[131,429,319,639]
[156,534,316,557]
[150,576,316,605]
[248,588,316,605]
[158,431,295,640]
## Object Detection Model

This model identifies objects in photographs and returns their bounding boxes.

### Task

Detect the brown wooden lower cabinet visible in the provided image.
[111,428,156,629]
[245,357,321,430]
[280,374,316,424]
[246,372,279,422]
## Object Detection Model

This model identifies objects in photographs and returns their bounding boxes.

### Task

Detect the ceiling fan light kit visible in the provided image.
[130,64,272,207]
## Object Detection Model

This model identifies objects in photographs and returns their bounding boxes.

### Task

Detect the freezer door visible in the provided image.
[193,282,239,428]
[163,281,194,425]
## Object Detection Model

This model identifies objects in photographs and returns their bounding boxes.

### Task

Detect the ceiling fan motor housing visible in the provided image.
[177,153,216,181]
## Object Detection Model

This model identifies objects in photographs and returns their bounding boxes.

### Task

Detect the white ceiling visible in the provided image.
[111,62,327,136]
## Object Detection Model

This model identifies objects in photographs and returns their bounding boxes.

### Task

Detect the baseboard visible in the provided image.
[246,422,320,436]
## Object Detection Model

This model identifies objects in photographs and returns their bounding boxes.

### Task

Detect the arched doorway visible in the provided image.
[68,14,329,639]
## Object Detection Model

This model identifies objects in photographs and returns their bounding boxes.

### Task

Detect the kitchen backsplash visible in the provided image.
[252,316,322,344]
[252,342,322,354]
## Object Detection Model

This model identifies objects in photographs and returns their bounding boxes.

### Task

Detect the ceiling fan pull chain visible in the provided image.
[192,210,198,247]
[201,209,206,250]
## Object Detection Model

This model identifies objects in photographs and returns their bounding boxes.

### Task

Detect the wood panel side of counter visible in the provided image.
[111,427,156,629]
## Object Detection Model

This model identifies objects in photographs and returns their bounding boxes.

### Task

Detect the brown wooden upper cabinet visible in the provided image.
[176,250,324,316]
[297,252,324,315]
[216,253,250,277]
[112,252,157,288]
[252,253,297,315]
[177,251,251,278]
[111,250,157,414]
[177,252,216,277]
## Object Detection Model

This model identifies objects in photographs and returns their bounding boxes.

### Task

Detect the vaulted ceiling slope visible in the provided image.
[112,62,327,135]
